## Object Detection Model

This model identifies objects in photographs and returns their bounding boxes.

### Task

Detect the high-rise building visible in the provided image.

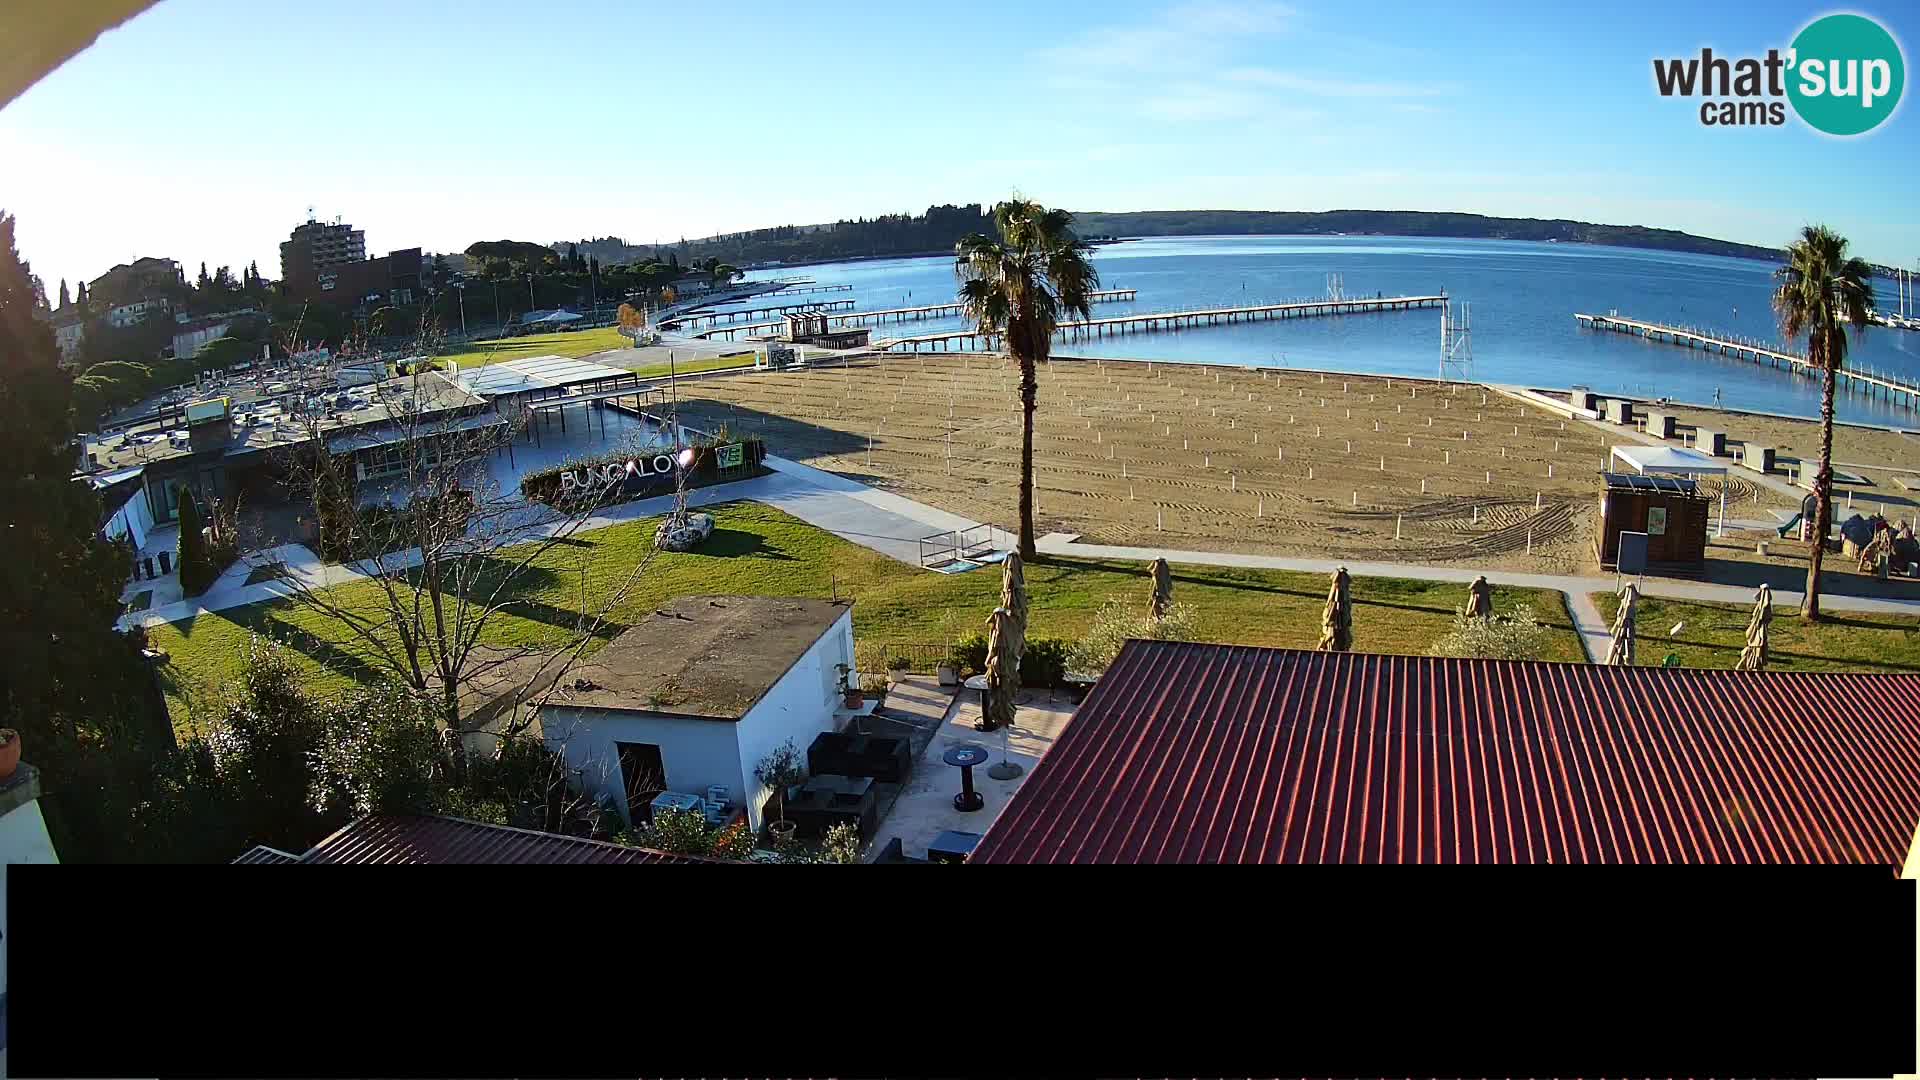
[279,215,367,293]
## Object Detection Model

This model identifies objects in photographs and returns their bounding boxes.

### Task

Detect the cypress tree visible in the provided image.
[176,486,210,595]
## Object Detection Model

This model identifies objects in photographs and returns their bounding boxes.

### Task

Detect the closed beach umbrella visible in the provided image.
[1149,557,1173,622]
[1465,574,1494,622]
[1606,583,1639,667]
[984,604,1023,731]
[1737,584,1773,671]
[1000,550,1029,633]
[1316,566,1353,653]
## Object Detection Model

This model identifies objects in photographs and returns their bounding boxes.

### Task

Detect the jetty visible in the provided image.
[877,294,1445,352]
[771,283,854,296]
[663,298,858,329]
[694,288,1138,341]
[1574,312,1920,410]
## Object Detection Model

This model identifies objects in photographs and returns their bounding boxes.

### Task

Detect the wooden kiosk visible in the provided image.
[1596,446,1725,574]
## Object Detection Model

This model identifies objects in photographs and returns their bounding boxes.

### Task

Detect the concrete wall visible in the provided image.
[538,608,856,831]
[736,608,855,829]
[540,705,743,828]
[105,484,155,551]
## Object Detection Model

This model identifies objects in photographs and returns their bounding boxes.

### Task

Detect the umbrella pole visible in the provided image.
[988,718,1022,780]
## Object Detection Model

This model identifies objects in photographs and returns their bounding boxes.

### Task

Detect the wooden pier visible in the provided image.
[1574,312,1920,410]
[771,283,854,296]
[876,294,1445,353]
[694,288,1138,341]
[663,298,858,329]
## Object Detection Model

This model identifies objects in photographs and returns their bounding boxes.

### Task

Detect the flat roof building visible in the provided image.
[538,595,860,831]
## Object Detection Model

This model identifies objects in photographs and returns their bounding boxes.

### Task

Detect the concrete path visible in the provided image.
[1035,532,1920,662]
[121,459,992,630]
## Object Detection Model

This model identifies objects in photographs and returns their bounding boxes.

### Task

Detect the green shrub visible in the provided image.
[1019,637,1071,689]
[1067,599,1201,675]
[1429,606,1552,662]
[955,633,988,674]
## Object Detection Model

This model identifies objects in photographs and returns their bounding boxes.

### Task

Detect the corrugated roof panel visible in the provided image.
[970,642,1920,866]
[297,814,720,864]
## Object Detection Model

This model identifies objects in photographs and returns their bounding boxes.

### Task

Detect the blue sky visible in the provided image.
[3,0,1916,291]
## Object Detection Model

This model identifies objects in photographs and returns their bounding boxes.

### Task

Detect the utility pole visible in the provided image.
[455,283,467,337]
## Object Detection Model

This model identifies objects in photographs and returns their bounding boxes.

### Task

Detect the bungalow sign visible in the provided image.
[523,438,765,508]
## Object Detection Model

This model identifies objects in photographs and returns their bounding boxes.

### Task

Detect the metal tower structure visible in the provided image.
[1440,300,1472,383]
[1326,272,1345,302]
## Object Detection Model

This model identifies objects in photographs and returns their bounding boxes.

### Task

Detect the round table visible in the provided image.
[962,673,998,732]
[942,743,990,812]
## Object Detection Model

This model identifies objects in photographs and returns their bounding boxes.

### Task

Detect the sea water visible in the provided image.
[734,236,1920,427]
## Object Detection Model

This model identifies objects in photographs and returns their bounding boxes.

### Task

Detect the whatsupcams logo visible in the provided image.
[1653,12,1905,135]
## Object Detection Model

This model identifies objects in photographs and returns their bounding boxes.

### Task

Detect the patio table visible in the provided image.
[963,674,997,732]
[942,743,989,812]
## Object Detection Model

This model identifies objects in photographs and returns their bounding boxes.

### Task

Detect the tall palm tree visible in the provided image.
[956,199,1099,559]
[1773,224,1875,621]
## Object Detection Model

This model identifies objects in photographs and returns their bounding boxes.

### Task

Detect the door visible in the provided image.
[615,742,666,825]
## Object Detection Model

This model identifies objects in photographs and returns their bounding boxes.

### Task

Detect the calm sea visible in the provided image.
[736,236,1920,427]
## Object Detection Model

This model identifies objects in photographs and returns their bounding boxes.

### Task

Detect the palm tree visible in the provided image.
[956,199,1099,559]
[1773,224,1875,621]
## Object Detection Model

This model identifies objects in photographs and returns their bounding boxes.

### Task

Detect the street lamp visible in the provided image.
[453,282,467,338]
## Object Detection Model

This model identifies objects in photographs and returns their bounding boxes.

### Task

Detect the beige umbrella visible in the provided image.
[1148,557,1173,623]
[1736,583,1772,671]
[1000,550,1029,633]
[984,604,1023,731]
[1605,583,1639,666]
[1315,567,1353,653]
[1465,574,1494,622]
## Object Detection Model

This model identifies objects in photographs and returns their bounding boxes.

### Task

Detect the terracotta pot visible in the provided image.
[843,690,864,708]
[0,729,21,781]
[768,819,798,845]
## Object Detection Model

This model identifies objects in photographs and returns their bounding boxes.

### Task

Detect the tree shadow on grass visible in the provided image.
[695,528,796,561]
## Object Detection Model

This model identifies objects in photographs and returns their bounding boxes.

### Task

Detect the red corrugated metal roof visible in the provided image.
[298,814,721,865]
[970,641,1920,865]
[230,844,301,864]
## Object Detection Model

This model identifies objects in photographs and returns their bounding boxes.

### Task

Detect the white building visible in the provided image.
[52,317,85,361]
[538,595,859,830]
[106,296,170,329]
[1,755,62,1073]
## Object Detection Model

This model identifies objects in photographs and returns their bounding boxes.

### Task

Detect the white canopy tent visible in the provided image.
[1610,445,1729,536]
[523,309,583,326]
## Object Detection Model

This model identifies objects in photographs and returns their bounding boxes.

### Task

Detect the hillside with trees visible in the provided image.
[1064,209,1785,262]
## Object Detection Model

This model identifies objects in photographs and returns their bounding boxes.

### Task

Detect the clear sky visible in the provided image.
[3,0,1916,291]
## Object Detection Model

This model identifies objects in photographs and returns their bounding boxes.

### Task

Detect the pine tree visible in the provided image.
[0,211,172,859]
[247,260,260,289]
[75,280,88,308]
[58,278,70,308]
[197,261,210,290]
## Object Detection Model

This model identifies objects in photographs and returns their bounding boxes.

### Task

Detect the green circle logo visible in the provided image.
[1787,13,1905,136]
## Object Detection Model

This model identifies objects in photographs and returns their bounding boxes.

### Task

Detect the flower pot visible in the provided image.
[0,730,17,781]
[843,690,864,708]
[936,663,960,687]
[768,819,798,846]
[889,668,908,685]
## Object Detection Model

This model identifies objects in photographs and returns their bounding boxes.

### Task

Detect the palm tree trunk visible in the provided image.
[1018,351,1037,559]
[1803,362,1837,621]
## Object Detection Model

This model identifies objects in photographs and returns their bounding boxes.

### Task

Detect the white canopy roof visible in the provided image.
[525,309,582,325]
[1610,445,1728,475]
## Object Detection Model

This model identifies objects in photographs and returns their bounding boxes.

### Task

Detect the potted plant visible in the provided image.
[886,654,912,684]
[936,652,961,687]
[0,729,17,781]
[836,663,863,708]
[755,739,805,845]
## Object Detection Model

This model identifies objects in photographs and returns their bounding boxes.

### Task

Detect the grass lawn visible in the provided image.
[435,326,631,367]
[147,502,1584,732]
[434,326,756,380]
[1591,591,1920,673]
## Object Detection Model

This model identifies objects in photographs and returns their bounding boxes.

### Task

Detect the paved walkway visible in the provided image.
[1034,532,1920,663]
[120,456,991,630]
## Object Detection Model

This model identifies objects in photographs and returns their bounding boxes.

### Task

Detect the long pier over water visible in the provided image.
[665,298,858,329]
[878,294,1445,352]
[1574,312,1920,411]
[693,288,1138,341]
